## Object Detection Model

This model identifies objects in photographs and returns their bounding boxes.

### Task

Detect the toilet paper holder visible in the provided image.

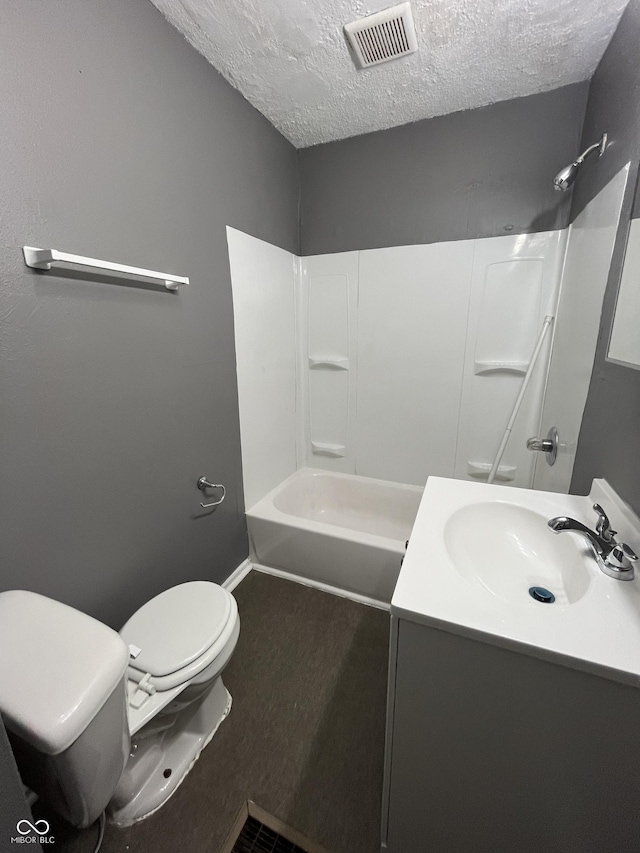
[197,476,226,509]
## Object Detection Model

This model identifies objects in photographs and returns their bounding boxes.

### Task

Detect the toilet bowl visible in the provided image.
[0,581,240,829]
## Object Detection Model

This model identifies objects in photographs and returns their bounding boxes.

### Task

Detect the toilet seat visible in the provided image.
[121,582,238,693]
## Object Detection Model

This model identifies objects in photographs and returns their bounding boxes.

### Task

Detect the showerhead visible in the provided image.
[553,162,580,192]
[553,132,608,192]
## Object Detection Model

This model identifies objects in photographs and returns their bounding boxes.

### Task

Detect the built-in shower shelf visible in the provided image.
[467,461,516,482]
[308,357,350,371]
[311,442,347,458]
[473,360,529,376]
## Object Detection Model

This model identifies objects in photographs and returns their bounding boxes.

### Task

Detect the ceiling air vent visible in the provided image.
[344,2,418,70]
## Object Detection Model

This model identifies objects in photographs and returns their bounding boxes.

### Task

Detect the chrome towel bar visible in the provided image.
[22,247,189,290]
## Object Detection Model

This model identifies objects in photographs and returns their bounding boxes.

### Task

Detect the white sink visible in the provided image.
[392,477,640,686]
[444,502,592,605]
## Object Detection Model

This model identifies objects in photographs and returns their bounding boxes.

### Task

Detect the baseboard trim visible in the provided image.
[222,558,252,592]
[251,562,390,611]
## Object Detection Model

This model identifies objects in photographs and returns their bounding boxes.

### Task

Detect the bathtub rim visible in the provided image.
[246,466,423,552]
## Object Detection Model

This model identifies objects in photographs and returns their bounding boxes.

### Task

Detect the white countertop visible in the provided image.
[392,477,640,687]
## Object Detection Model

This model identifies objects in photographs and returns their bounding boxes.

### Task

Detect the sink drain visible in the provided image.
[529,586,555,603]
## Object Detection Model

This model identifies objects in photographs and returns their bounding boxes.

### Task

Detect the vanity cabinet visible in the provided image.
[382,615,640,853]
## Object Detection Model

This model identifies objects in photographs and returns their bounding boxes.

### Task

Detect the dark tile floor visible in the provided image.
[35,572,390,853]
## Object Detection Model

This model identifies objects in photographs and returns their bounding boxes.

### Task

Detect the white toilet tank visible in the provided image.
[0,590,130,827]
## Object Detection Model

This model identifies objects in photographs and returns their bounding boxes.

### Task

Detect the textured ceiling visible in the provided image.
[149,0,629,148]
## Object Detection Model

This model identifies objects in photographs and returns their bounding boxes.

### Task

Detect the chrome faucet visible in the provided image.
[548,503,637,581]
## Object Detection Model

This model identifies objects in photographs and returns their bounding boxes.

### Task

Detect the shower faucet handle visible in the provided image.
[593,503,616,543]
[526,437,554,452]
[526,427,558,466]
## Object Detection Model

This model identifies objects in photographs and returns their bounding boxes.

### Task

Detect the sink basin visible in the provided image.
[444,502,592,605]
[392,476,640,686]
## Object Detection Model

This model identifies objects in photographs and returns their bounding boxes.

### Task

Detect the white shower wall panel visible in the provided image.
[227,227,297,509]
[534,164,629,493]
[300,234,565,488]
[454,231,566,488]
[228,228,569,504]
[297,252,359,473]
[355,242,475,485]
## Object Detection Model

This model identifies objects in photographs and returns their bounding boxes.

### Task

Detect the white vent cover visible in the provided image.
[344,2,418,69]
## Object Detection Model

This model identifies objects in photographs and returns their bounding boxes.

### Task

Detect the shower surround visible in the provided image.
[227,166,627,602]
[227,226,565,601]
[228,226,565,493]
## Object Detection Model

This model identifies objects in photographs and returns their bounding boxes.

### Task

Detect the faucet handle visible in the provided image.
[605,543,637,577]
[593,503,617,543]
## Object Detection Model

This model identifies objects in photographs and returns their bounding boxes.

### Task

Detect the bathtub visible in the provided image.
[246,468,423,604]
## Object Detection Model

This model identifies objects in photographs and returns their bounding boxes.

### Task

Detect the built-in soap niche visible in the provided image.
[309,368,349,458]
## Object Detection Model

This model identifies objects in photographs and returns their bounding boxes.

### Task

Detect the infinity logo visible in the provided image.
[16,820,50,836]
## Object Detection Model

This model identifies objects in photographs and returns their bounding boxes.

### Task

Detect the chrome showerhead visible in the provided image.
[553,132,608,192]
[553,162,580,192]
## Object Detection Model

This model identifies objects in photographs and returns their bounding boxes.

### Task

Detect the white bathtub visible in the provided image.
[246,468,423,604]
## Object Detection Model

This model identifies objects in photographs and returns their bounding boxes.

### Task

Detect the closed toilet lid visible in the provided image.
[120,582,233,678]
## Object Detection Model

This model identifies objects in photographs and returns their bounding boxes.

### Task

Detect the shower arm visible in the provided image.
[574,133,608,166]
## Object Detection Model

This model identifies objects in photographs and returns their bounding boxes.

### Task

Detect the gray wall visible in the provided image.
[571,0,640,514]
[0,0,298,629]
[298,83,589,255]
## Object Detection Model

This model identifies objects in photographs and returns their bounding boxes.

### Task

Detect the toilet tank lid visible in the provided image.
[0,591,129,755]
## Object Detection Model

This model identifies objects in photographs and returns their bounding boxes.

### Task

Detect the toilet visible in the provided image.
[0,581,240,828]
